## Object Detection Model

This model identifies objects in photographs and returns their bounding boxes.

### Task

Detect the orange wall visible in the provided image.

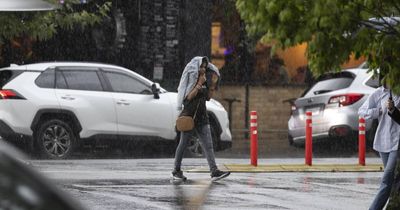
[275,43,308,77]
[275,43,365,76]
[341,54,365,69]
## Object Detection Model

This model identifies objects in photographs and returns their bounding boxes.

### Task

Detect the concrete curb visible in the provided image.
[186,164,384,173]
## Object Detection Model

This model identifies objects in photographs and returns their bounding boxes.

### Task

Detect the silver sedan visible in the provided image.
[288,66,378,146]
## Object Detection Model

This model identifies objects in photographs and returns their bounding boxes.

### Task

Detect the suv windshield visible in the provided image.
[303,71,355,97]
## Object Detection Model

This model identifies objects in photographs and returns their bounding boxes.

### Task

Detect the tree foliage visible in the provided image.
[236,0,400,93]
[0,0,111,44]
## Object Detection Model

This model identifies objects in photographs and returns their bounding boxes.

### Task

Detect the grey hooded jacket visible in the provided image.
[176,56,220,110]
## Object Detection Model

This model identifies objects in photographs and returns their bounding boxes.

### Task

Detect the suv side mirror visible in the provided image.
[152,83,160,99]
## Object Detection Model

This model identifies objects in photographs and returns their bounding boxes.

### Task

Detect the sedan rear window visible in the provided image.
[365,76,379,88]
[303,72,355,97]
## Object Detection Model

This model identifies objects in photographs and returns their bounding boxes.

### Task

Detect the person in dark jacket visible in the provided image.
[172,56,230,182]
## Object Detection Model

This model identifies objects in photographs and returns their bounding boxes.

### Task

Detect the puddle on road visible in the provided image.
[64,178,220,210]
[68,179,173,187]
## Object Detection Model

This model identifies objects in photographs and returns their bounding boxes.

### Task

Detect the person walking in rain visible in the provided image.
[172,56,230,182]
[358,76,400,210]
[386,87,400,208]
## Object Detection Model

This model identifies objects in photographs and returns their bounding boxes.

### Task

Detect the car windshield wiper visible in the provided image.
[314,89,332,95]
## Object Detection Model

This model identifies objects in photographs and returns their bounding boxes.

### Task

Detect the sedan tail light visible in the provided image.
[0,90,25,99]
[328,93,364,107]
[291,104,297,115]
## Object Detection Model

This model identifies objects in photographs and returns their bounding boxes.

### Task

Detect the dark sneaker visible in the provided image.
[172,170,187,181]
[211,170,230,181]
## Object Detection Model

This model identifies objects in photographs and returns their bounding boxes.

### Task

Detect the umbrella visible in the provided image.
[0,0,56,11]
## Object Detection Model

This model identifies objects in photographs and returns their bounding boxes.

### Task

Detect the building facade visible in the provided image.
[33,0,213,90]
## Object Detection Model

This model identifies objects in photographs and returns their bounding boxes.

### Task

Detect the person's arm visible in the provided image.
[388,108,400,125]
[186,83,202,101]
[358,90,381,120]
[186,73,206,101]
[387,97,400,125]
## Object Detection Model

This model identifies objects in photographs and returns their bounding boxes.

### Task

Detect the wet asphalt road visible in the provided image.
[30,158,382,210]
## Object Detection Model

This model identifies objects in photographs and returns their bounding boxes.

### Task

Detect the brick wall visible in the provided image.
[214,85,307,157]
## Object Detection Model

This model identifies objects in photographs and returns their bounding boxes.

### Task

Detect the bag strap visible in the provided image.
[193,101,201,120]
[183,71,201,120]
[181,73,190,110]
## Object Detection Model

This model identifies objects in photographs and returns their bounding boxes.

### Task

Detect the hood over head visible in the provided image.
[176,56,209,110]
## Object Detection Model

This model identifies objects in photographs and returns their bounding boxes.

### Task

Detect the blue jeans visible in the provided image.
[369,151,397,210]
[174,124,218,173]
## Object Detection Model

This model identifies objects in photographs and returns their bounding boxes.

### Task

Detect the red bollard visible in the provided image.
[250,111,258,166]
[305,111,312,166]
[358,117,366,166]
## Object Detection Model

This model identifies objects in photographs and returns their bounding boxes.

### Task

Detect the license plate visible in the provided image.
[306,107,321,115]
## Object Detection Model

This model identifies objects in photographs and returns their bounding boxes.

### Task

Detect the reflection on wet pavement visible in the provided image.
[31,158,382,210]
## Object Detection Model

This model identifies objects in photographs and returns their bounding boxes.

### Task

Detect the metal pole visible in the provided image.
[245,83,249,139]
[250,111,258,166]
[305,111,312,166]
[359,117,366,166]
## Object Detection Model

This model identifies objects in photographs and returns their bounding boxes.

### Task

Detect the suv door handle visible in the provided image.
[61,95,75,100]
[116,99,130,106]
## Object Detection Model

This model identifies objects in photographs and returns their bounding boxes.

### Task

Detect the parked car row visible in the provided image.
[0,62,232,159]
[288,64,379,146]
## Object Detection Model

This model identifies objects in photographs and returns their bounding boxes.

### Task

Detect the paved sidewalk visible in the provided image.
[188,163,383,173]
[187,157,384,173]
[32,158,382,210]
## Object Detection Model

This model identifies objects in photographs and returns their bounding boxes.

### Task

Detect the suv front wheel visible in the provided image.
[35,119,76,159]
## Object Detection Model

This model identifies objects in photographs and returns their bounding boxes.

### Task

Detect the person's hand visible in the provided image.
[197,73,206,86]
[387,99,395,111]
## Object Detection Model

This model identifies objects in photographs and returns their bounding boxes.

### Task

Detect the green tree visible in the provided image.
[236,0,400,93]
[0,0,111,43]
[237,1,400,208]
[0,0,111,64]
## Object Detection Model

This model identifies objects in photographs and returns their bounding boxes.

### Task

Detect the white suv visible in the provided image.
[0,62,232,159]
